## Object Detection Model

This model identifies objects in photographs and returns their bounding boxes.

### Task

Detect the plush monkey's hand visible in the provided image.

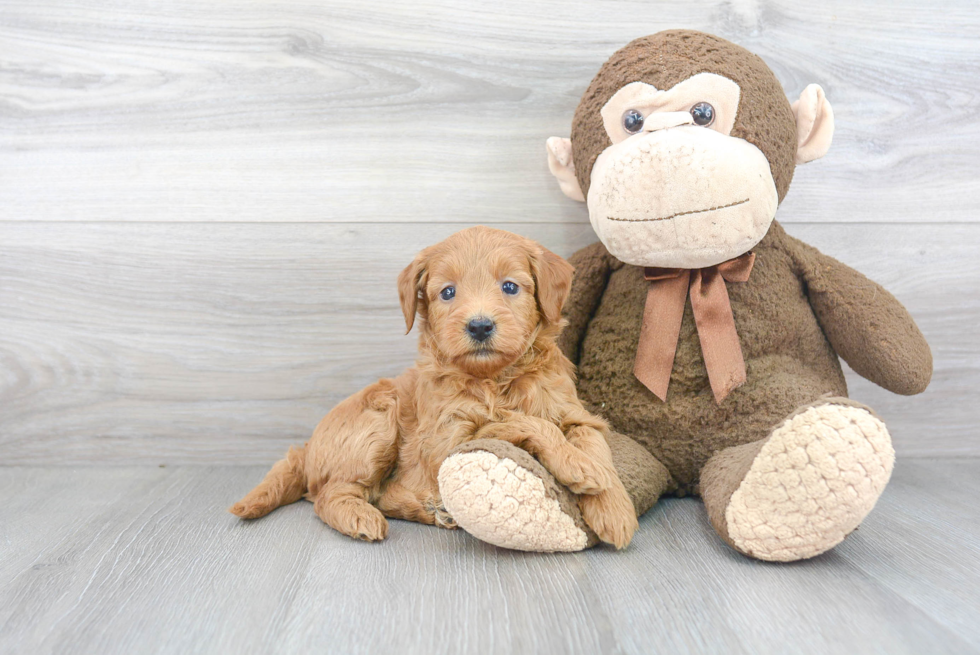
[793,236,932,395]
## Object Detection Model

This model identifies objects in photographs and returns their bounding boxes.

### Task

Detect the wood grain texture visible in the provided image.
[1,0,978,224]
[0,221,974,463]
[0,461,978,654]
[1,0,978,462]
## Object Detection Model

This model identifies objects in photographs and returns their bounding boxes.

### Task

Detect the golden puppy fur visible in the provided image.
[230,226,637,548]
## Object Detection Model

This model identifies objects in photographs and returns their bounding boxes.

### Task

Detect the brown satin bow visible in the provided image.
[634,252,756,404]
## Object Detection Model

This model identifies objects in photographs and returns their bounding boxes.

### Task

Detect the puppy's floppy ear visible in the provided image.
[397,249,430,333]
[529,245,574,326]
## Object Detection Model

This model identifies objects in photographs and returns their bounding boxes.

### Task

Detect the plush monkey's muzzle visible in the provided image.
[587,126,778,269]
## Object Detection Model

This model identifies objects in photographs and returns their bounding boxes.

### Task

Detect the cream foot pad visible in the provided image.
[438,441,594,552]
[726,402,895,562]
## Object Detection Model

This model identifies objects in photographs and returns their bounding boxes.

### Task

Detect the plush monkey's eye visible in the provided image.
[622,109,644,134]
[501,281,519,295]
[440,286,455,301]
[690,102,715,126]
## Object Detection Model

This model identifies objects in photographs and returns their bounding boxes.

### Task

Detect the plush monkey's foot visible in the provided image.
[437,440,598,552]
[702,398,894,562]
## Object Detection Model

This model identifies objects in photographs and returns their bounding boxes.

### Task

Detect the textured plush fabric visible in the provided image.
[700,436,767,551]
[585,107,779,270]
[598,74,742,144]
[708,399,894,562]
[571,30,798,202]
[605,431,676,516]
[699,395,887,554]
[448,439,588,535]
[556,242,617,366]
[440,435,673,551]
[542,29,932,561]
[792,84,835,164]
[792,238,932,395]
[559,221,931,494]
[440,439,598,551]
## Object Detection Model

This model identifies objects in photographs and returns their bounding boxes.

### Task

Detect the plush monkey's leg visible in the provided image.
[700,398,894,562]
[605,431,674,517]
[438,439,595,552]
[437,433,673,552]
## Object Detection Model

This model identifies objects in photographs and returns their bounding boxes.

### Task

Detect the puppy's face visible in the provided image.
[398,227,573,377]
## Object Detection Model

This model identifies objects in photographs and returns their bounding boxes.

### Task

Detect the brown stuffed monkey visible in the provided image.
[437,30,932,561]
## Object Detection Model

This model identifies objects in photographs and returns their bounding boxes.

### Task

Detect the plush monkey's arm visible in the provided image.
[558,241,617,366]
[787,233,932,395]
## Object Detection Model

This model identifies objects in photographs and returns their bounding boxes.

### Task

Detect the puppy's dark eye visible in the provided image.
[440,286,455,301]
[501,281,519,295]
[622,109,644,134]
[690,102,715,126]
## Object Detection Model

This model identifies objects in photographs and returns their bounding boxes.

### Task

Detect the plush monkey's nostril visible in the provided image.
[466,317,495,343]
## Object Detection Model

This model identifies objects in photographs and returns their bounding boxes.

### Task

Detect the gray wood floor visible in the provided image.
[1,459,978,655]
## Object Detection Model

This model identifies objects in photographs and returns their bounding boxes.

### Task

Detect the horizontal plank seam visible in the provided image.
[0,456,976,469]
[1,220,978,227]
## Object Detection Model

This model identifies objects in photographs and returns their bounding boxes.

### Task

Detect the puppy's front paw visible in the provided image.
[550,449,615,495]
[578,483,638,550]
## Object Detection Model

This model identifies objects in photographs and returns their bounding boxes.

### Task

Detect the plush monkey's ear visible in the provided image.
[792,84,834,164]
[397,250,430,333]
[530,245,575,326]
[546,137,586,202]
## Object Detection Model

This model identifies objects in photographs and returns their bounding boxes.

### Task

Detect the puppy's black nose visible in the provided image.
[466,316,495,342]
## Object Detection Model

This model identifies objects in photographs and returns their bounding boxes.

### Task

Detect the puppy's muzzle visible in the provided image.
[466,316,496,343]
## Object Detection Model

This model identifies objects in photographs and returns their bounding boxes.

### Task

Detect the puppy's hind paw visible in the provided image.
[426,498,458,529]
[229,495,275,520]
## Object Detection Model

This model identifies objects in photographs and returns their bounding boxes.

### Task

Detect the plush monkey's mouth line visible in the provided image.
[607,197,750,223]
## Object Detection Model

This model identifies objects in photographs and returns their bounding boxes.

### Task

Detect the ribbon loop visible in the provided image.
[643,267,685,282]
[634,252,755,404]
[717,252,755,283]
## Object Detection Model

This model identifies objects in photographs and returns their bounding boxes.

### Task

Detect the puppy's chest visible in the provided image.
[462,383,534,425]
[421,382,538,444]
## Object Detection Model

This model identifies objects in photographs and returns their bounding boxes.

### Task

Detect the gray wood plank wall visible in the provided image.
[2,0,978,463]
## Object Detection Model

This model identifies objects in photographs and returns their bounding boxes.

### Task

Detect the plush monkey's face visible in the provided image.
[548,31,834,269]
[588,73,777,268]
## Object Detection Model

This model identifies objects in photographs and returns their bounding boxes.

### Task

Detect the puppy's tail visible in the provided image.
[229,445,307,519]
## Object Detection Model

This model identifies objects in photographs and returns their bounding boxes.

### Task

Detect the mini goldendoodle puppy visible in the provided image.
[230,226,637,548]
